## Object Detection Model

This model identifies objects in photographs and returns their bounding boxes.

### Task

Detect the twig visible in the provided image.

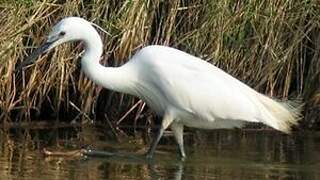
[117,100,143,125]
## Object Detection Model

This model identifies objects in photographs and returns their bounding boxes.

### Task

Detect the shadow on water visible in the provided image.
[0,125,320,179]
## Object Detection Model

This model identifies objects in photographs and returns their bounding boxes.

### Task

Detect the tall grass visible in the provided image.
[0,0,319,128]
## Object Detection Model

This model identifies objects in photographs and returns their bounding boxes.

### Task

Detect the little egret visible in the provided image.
[19,17,301,159]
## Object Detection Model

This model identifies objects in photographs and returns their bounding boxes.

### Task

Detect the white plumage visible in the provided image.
[22,17,301,158]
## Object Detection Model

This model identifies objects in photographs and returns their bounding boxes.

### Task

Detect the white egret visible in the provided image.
[19,17,301,159]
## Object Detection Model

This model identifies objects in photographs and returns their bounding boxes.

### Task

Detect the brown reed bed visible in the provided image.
[0,0,319,128]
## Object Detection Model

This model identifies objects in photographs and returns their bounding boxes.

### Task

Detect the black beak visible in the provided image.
[16,41,54,72]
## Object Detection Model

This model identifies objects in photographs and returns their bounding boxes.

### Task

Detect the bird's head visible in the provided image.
[16,17,97,71]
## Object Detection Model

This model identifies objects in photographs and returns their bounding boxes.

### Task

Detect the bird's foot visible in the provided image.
[145,151,154,160]
[179,153,186,161]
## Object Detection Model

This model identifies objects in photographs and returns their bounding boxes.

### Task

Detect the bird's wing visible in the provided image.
[132,46,300,132]
[141,46,261,123]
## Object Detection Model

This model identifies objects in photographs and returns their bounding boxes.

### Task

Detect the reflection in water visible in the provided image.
[0,128,320,179]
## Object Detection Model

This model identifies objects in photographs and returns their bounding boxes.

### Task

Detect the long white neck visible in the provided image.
[80,28,137,95]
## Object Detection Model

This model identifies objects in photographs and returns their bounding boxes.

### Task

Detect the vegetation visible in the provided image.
[0,0,319,129]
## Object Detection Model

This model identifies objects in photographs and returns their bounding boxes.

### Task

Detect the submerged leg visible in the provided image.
[146,126,164,159]
[171,122,186,158]
[146,111,174,159]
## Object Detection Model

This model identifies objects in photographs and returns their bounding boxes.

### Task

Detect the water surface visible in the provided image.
[0,126,319,179]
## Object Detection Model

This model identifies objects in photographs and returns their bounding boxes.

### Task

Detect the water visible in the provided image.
[0,126,320,180]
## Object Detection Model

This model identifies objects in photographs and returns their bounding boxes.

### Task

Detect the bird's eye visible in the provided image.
[59,31,66,36]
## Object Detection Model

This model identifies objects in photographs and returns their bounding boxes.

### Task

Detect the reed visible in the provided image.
[0,0,319,128]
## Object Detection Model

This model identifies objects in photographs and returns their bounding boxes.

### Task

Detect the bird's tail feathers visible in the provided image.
[256,94,303,134]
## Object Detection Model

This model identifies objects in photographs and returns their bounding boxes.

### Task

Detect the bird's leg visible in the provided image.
[146,111,174,159]
[171,122,186,159]
[146,127,164,159]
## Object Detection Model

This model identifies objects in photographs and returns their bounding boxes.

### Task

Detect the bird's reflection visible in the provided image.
[78,151,185,180]
[147,157,184,180]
